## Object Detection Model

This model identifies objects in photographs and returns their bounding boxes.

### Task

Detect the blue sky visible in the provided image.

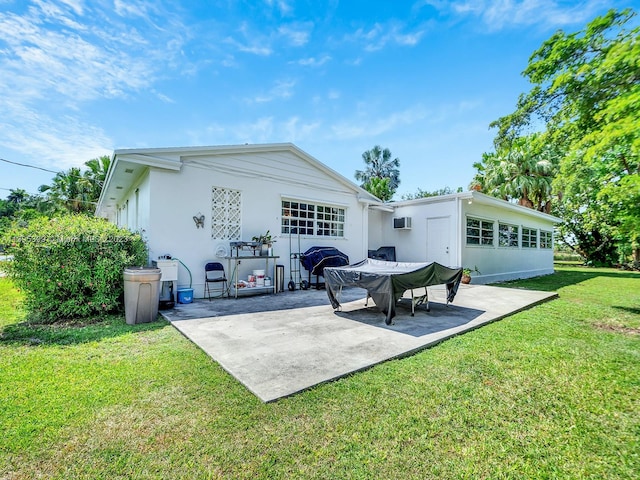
[1,0,635,200]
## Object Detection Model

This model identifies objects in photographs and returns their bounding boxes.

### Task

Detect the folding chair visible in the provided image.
[204,262,228,300]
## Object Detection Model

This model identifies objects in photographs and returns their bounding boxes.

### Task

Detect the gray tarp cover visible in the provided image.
[324,258,463,323]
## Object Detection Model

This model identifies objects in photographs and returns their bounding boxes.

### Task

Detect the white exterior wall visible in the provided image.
[366,193,558,284]
[367,208,386,253]
[140,150,368,297]
[383,198,460,264]
[115,171,151,236]
[461,201,555,283]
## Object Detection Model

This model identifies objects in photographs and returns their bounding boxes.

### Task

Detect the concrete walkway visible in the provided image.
[162,285,557,402]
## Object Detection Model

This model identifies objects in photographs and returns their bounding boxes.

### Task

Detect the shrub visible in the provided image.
[1,215,147,322]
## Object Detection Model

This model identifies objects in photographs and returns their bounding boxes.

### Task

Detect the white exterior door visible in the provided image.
[427,216,452,266]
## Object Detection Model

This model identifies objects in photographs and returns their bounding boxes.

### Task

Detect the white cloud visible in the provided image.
[240,117,276,142]
[331,105,428,140]
[296,55,332,67]
[278,23,313,46]
[429,0,610,30]
[0,0,187,167]
[229,38,273,56]
[265,0,292,16]
[226,22,274,56]
[221,55,239,68]
[113,0,154,18]
[0,105,113,170]
[152,89,175,104]
[58,0,84,15]
[347,21,425,52]
[188,116,321,145]
[283,116,321,142]
[247,79,296,104]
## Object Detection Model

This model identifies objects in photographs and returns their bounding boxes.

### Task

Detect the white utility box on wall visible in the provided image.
[154,259,178,281]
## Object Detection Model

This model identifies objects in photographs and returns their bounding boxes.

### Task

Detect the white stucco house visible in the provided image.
[96,143,561,297]
[368,192,560,284]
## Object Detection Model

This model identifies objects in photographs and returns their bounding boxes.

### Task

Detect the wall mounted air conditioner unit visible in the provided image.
[393,217,412,229]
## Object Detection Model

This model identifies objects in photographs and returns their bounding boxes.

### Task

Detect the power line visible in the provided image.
[0,157,61,174]
[0,187,41,195]
[0,157,105,184]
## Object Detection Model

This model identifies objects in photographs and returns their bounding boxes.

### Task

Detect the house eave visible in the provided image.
[96,143,381,217]
[387,191,562,223]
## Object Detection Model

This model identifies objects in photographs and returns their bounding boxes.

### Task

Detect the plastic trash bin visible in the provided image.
[123,267,162,325]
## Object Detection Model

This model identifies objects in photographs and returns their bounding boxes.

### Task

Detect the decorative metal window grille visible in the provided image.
[466,217,494,246]
[211,187,241,240]
[498,223,519,247]
[522,227,538,248]
[540,230,553,249]
[281,200,345,237]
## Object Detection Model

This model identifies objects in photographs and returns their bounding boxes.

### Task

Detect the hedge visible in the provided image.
[1,215,147,322]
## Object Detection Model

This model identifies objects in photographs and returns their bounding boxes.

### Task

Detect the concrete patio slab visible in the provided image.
[162,285,557,402]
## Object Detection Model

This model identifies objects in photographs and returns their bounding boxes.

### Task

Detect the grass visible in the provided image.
[1,266,639,479]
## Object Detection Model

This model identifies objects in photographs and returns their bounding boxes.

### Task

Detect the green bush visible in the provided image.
[553,251,584,262]
[1,215,147,322]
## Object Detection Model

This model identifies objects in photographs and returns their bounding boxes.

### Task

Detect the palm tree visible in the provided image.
[355,145,401,193]
[38,156,111,215]
[82,155,111,202]
[39,167,92,214]
[470,135,558,213]
[7,188,28,204]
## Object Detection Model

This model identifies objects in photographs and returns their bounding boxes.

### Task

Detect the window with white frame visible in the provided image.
[466,217,494,246]
[522,227,538,248]
[281,200,345,237]
[540,230,553,249]
[498,223,519,247]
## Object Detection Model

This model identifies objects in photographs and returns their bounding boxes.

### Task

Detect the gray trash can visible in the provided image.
[276,264,285,293]
[123,267,162,325]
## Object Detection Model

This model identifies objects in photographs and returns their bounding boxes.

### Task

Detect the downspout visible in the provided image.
[456,191,474,268]
[456,195,463,267]
[361,201,369,261]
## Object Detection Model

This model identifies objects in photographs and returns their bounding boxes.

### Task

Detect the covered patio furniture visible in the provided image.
[324,258,463,324]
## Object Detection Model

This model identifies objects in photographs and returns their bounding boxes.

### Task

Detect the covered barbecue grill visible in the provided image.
[300,246,349,289]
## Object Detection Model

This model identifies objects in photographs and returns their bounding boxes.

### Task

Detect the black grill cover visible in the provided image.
[300,246,349,276]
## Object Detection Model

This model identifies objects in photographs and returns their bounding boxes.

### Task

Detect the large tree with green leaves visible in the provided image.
[401,186,463,201]
[355,145,400,201]
[489,8,639,264]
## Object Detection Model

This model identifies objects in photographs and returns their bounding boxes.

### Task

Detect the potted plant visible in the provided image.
[252,230,275,256]
[461,266,481,284]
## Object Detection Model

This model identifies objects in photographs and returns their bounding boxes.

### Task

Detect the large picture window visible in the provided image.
[466,217,494,246]
[498,223,519,247]
[281,200,345,237]
[540,230,553,249]
[522,227,538,248]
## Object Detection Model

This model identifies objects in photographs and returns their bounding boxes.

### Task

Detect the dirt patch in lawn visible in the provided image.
[594,322,640,335]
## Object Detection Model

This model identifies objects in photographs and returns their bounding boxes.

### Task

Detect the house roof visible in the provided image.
[95,143,382,217]
[389,191,562,223]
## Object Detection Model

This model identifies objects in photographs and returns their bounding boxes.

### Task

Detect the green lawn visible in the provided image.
[1,267,638,479]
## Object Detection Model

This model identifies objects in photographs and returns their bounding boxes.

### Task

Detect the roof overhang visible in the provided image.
[386,191,562,223]
[96,143,382,217]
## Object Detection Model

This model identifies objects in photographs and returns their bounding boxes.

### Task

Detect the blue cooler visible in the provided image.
[177,288,193,304]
